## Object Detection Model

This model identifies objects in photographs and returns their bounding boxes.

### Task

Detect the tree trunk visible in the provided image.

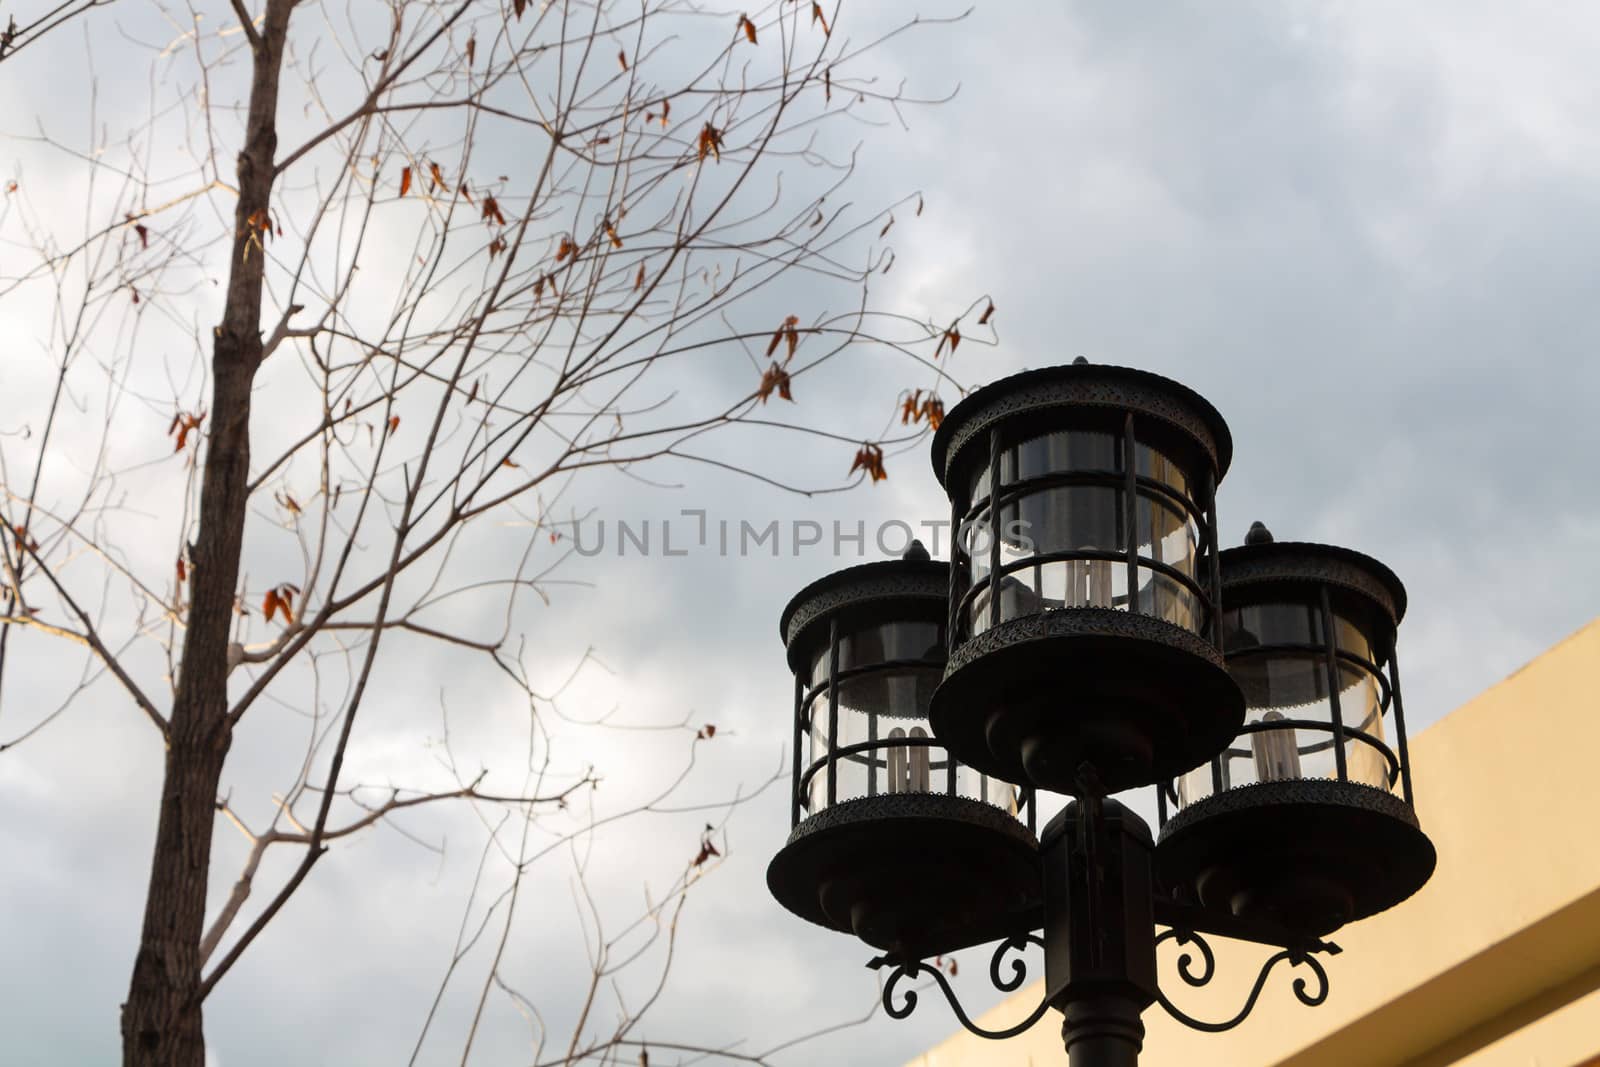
[120,721,232,1066]
[120,6,292,1064]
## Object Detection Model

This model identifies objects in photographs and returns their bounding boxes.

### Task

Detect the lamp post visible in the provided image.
[766,361,1436,1066]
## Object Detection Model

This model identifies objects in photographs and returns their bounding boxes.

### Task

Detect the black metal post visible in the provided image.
[791,673,804,828]
[1200,466,1222,646]
[988,427,1003,630]
[1041,790,1159,1067]
[949,494,966,645]
[1060,997,1147,1067]
[1319,586,1350,782]
[1387,647,1416,805]
[826,617,840,807]
[1122,415,1140,615]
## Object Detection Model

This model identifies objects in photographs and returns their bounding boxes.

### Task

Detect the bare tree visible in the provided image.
[0,1,989,1064]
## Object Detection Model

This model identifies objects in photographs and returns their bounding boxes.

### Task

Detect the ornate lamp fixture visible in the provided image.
[767,542,1042,962]
[928,359,1243,793]
[767,362,1437,1067]
[1156,522,1436,941]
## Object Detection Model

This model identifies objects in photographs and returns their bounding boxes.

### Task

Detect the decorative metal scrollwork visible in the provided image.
[1153,929,1338,1033]
[867,935,1050,1042]
[989,933,1044,992]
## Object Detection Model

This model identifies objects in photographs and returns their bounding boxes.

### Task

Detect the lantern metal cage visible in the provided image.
[1155,523,1437,939]
[766,543,1042,962]
[928,359,1245,794]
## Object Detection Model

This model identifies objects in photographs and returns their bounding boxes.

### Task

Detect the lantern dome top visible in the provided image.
[1245,520,1274,545]
[929,361,1234,488]
[1219,536,1408,627]
[777,550,948,666]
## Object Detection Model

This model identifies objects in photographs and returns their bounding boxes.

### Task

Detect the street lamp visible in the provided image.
[767,542,1043,962]
[928,359,1243,794]
[1156,522,1435,941]
[766,361,1436,1066]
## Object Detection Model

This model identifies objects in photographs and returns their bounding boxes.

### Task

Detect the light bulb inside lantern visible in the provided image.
[1250,710,1302,782]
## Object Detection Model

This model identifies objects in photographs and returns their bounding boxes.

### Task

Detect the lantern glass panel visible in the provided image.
[1134,492,1200,628]
[972,429,1120,499]
[1177,600,1395,808]
[801,620,1017,817]
[962,429,1207,638]
[1136,442,1190,498]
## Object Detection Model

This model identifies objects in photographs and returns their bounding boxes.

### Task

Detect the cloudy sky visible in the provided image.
[3,2,1599,1065]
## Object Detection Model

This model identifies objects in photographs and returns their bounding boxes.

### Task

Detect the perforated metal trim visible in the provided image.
[781,560,949,652]
[946,606,1225,677]
[931,364,1232,487]
[788,792,1037,850]
[1219,542,1406,626]
[1158,778,1419,843]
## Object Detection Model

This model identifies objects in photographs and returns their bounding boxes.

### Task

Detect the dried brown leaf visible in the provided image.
[169,411,205,452]
[757,362,793,404]
[848,443,888,483]
[900,389,922,425]
[697,123,723,162]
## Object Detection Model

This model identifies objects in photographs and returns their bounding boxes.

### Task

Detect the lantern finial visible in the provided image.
[1072,355,1089,365]
[1245,520,1274,545]
[903,538,930,562]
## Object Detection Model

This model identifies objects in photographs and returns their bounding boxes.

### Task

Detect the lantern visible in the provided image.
[928,359,1244,793]
[766,543,1041,960]
[1156,523,1436,938]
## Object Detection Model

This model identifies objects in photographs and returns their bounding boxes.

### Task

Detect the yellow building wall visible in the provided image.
[904,618,1600,1067]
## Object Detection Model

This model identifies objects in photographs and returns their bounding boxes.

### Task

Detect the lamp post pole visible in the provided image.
[1043,793,1159,1067]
